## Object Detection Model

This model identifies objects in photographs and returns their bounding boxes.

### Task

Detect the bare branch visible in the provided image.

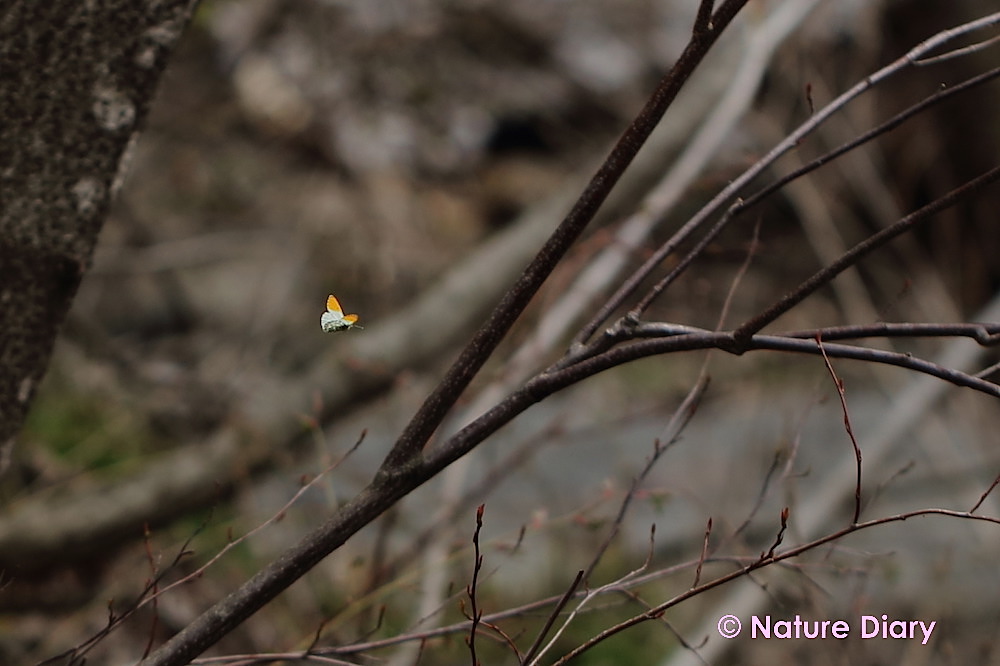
[817,337,863,525]
[733,164,1000,344]
[465,504,486,666]
[692,518,712,589]
[582,12,1000,340]
[552,508,1000,664]
[971,473,1000,514]
[761,507,790,562]
[379,0,754,473]
[519,570,585,666]
[138,6,757,664]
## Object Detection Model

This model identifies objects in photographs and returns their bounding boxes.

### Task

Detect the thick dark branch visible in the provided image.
[140,5,753,665]
[424,327,1000,486]
[577,12,1000,343]
[378,0,752,473]
[781,322,1000,344]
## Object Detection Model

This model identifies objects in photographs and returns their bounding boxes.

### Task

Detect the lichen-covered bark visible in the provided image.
[0,0,200,457]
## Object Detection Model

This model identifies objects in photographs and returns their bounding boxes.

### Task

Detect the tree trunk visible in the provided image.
[0,0,200,460]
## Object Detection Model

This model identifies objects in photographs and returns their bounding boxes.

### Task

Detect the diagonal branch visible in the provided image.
[732,164,1000,346]
[552,508,1000,665]
[378,0,752,473]
[139,4,754,665]
[630,63,1000,318]
[817,338,863,525]
[579,12,1000,340]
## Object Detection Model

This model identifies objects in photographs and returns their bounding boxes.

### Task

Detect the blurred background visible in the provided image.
[6,1,1000,663]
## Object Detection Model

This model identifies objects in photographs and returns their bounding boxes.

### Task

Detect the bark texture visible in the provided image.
[0,0,200,457]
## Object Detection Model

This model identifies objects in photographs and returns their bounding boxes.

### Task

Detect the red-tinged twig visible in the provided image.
[155,433,365,601]
[643,524,657,569]
[478,619,522,663]
[190,652,364,665]
[310,569,594,659]
[729,395,809,544]
[41,434,365,666]
[142,523,161,660]
[970,472,1000,514]
[551,508,1000,665]
[762,507,790,561]
[614,587,710,658]
[508,525,526,555]
[867,460,916,510]
[310,554,739,659]
[693,518,712,588]
[311,532,929,661]
[38,515,210,666]
[817,336,863,524]
[568,374,708,598]
[390,419,567,576]
[732,451,782,541]
[465,504,486,666]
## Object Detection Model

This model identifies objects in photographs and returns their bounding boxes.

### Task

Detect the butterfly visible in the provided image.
[321,294,362,332]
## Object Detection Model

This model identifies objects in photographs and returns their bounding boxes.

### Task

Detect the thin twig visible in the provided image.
[692,518,712,588]
[519,570,585,666]
[913,26,1000,64]
[761,507,790,561]
[378,0,752,473]
[583,14,1000,339]
[551,508,1000,665]
[465,504,486,666]
[578,0,825,342]
[734,65,1000,228]
[580,375,708,587]
[817,337,863,524]
[42,434,364,666]
[141,524,161,660]
[866,460,916,512]
[970,473,1000,514]
[733,164,1000,345]
[528,557,654,666]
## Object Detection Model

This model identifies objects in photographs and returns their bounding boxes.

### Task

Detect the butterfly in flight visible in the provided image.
[321,294,362,332]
